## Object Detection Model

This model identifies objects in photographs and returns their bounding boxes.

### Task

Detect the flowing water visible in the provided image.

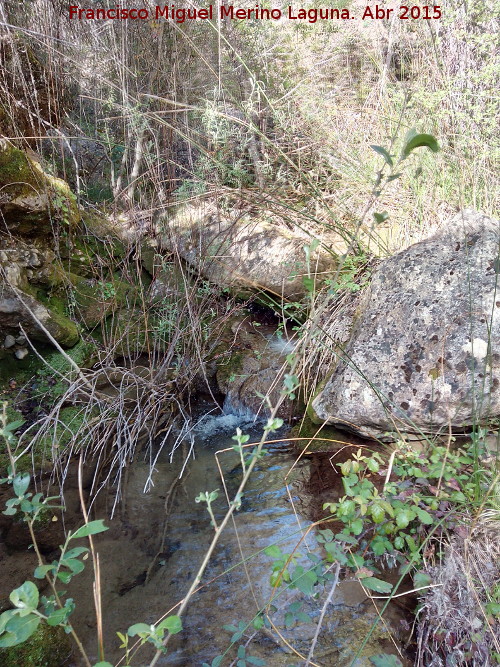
[63,400,409,667]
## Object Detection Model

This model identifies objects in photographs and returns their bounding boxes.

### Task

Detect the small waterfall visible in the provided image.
[193,395,261,440]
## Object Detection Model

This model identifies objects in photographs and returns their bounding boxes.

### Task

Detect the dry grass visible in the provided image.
[416,511,500,666]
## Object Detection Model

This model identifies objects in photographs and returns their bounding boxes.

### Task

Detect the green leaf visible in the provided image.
[405,535,418,553]
[394,536,405,550]
[373,211,389,225]
[293,568,318,596]
[370,504,385,524]
[317,529,334,543]
[247,657,266,666]
[13,473,30,498]
[486,602,500,617]
[6,419,25,432]
[370,654,403,667]
[10,581,39,612]
[395,508,414,529]
[413,571,433,590]
[303,276,315,294]
[34,564,54,579]
[128,623,151,637]
[64,547,89,559]
[157,615,182,635]
[350,519,364,535]
[46,607,70,626]
[0,613,40,647]
[64,559,85,575]
[366,458,380,473]
[361,577,393,594]
[415,508,434,525]
[370,145,393,167]
[264,545,282,559]
[93,663,114,667]
[401,133,439,159]
[0,610,17,635]
[70,520,108,540]
[253,615,264,630]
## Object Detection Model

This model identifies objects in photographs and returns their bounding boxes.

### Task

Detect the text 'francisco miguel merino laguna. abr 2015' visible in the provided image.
[68,5,443,22]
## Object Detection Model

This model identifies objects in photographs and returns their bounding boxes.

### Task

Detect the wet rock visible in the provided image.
[159,203,347,300]
[312,210,500,438]
[216,317,299,418]
[3,335,15,348]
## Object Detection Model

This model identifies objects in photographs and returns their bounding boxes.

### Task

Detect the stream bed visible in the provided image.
[62,402,410,667]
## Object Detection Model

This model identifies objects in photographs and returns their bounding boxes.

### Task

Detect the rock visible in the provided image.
[311,210,500,438]
[14,348,28,360]
[68,273,137,330]
[216,317,300,418]
[15,336,26,345]
[3,335,15,348]
[0,139,79,234]
[0,285,79,348]
[159,203,347,300]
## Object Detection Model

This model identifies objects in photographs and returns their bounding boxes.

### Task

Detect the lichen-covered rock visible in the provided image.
[0,139,79,234]
[312,210,500,438]
[159,203,347,300]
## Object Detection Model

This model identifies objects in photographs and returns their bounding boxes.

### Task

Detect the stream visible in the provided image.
[63,400,410,667]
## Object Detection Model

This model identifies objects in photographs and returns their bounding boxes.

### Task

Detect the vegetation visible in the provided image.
[0,0,498,666]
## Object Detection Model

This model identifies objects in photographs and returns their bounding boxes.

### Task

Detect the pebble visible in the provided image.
[15,336,27,345]
[14,348,29,360]
[4,335,16,348]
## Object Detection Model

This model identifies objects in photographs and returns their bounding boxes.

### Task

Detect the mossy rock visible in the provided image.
[67,273,138,330]
[79,211,128,260]
[102,308,151,357]
[0,623,72,667]
[0,139,79,235]
[0,285,79,348]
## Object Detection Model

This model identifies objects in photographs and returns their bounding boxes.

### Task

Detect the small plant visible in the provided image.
[325,252,372,295]
[97,281,117,300]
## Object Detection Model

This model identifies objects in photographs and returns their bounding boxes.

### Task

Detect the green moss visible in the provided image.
[306,374,331,425]
[216,351,244,392]
[0,140,79,229]
[35,405,94,454]
[102,308,150,356]
[69,274,137,330]
[0,623,72,667]
[0,140,36,191]
[43,308,80,348]
[79,211,127,259]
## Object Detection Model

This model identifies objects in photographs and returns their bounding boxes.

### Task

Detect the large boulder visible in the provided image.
[311,210,500,438]
[158,204,347,300]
